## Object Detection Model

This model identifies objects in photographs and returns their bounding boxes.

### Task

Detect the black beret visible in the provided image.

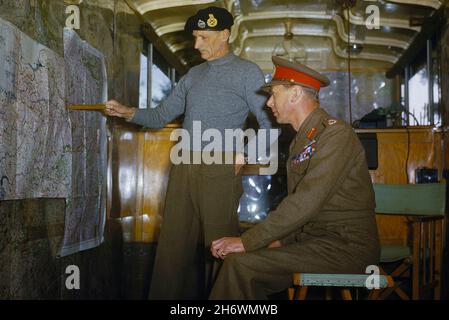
[184,6,234,33]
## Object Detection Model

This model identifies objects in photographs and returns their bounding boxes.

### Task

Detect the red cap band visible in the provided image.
[273,66,321,91]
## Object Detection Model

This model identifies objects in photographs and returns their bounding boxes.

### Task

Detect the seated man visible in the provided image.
[209,56,380,299]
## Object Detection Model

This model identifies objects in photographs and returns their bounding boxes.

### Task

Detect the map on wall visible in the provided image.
[0,18,108,257]
[61,28,107,257]
[0,18,72,200]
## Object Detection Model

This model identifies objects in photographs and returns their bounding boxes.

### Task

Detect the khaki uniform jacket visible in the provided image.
[241,107,380,268]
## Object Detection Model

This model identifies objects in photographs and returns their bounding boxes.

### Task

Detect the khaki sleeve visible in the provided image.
[279,232,298,246]
[241,124,357,252]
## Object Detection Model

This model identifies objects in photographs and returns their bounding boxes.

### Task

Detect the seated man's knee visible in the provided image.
[222,253,248,270]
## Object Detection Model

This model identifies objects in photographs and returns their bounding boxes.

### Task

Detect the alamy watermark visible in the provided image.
[65,265,80,290]
[365,265,381,289]
[65,0,82,30]
[169,121,280,175]
[365,3,380,30]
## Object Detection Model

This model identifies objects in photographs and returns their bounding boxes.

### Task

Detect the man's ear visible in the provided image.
[290,86,302,104]
[221,29,230,42]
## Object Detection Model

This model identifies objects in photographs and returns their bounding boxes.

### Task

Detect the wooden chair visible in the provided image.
[373,182,446,300]
[288,273,393,300]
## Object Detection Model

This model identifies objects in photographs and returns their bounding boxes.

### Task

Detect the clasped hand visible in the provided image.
[211,237,281,259]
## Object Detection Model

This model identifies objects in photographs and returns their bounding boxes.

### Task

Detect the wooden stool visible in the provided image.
[289,273,393,300]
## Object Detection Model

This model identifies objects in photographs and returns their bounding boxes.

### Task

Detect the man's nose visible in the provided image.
[194,38,201,50]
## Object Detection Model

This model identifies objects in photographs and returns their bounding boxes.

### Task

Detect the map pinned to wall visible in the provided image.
[0,18,108,257]
[0,18,72,200]
[61,28,107,257]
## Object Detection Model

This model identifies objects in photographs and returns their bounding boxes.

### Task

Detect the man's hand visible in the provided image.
[268,240,281,248]
[104,100,136,121]
[211,237,245,259]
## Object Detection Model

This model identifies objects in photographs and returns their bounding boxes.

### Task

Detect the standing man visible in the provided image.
[104,6,274,299]
[209,56,380,299]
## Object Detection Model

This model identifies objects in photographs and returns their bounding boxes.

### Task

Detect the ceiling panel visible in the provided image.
[128,0,443,73]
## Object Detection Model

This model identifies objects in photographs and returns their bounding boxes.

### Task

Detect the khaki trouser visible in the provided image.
[149,155,243,299]
[209,236,378,300]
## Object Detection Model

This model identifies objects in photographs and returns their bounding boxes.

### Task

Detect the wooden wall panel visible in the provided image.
[110,128,140,218]
[357,127,443,184]
[109,124,179,243]
[356,127,444,246]
[140,128,178,242]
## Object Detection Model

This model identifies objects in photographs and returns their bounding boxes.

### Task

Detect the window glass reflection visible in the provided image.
[238,175,288,222]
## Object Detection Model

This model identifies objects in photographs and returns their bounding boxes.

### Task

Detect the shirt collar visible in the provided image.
[297,107,327,140]
[207,52,236,66]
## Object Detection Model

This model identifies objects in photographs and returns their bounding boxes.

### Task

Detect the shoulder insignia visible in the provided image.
[307,127,317,140]
[327,119,337,126]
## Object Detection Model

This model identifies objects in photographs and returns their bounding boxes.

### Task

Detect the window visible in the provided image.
[138,42,176,109]
[404,39,441,127]
[138,53,148,109]
[151,64,172,108]
[408,67,428,125]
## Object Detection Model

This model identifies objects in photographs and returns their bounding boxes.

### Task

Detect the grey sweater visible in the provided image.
[131,53,274,152]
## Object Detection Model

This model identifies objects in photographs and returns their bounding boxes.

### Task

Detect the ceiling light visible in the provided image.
[272,19,307,63]
[346,43,363,55]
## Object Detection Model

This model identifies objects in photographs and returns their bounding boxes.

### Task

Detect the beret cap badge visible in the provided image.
[184,6,234,33]
[197,19,206,29]
[207,14,218,27]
